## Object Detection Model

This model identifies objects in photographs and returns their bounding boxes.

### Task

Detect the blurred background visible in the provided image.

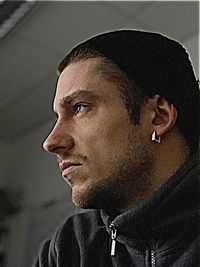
[0,1,199,266]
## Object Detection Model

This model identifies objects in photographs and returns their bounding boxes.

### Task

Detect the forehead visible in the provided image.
[58,58,99,89]
[53,58,119,110]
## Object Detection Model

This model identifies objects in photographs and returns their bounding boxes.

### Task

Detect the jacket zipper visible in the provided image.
[109,222,156,266]
[151,250,156,267]
[109,222,117,256]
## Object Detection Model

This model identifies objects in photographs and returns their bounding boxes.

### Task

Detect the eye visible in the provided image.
[74,103,90,115]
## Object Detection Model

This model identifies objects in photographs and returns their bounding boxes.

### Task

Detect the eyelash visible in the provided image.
[73,103,90,115]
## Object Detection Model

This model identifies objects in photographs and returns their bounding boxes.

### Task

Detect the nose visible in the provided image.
[43,122,74,155]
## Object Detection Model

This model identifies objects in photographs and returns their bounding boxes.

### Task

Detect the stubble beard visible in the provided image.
[72,135,154,213]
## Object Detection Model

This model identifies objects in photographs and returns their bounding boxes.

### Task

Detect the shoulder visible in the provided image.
[59,209,103,231]
[32,210,104,266]
[53,209,104,245]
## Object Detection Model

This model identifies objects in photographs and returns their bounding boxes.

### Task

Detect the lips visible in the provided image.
[59,162,82,178]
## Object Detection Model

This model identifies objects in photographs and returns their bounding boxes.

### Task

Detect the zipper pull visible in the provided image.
[109,222,117,256]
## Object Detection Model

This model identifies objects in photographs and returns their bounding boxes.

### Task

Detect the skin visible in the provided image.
[43,58,189,213]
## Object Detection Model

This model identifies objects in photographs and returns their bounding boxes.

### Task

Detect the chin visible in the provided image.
[71,181,106,209]
[71,186,97,209]
[71,182,122,211]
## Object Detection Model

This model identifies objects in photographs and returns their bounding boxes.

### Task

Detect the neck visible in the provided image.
[150,132,190,191]
[118,131,190,214]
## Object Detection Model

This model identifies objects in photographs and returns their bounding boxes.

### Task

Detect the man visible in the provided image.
[34,30,199,266]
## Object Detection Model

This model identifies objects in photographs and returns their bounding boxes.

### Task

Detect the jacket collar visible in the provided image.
[100,153,199,240]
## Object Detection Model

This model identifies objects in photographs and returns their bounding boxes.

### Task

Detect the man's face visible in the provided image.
[43,58,153,212]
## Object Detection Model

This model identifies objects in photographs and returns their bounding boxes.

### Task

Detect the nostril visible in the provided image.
[51,145,69,154]
[43,138,60,153]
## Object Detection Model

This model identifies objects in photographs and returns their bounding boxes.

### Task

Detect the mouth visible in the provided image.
[60,162,82,178]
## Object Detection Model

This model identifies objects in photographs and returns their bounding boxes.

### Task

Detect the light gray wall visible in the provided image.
[5,120,78,267]
[0,144,11,188]
[183,33,199,78]
[4,120,68,204]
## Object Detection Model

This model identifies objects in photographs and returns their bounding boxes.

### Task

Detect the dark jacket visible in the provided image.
[33,154,199,267]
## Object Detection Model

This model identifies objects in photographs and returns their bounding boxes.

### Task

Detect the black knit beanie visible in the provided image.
[58,30,199,151]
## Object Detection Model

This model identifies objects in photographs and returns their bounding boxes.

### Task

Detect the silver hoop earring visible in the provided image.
[151,131,161,143]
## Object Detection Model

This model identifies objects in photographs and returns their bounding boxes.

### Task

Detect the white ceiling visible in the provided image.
[0,1,199,144]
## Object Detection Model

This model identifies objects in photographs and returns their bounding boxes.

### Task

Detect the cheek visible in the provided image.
[74,114,134,162]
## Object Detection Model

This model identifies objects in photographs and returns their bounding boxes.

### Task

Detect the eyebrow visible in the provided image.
[54,89,99,115]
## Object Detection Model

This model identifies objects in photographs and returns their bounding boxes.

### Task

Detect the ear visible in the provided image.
[150,95,178,137]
